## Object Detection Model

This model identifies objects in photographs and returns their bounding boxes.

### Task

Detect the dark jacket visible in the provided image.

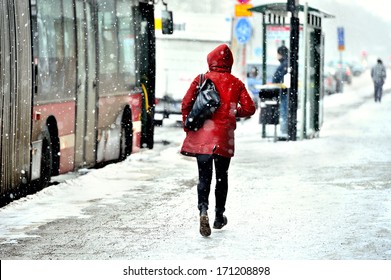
[371,62,387,84]
[272,57,288,83]
[181,44,256,158]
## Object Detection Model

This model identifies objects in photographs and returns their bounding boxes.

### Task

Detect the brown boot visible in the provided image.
[199,211,211,237]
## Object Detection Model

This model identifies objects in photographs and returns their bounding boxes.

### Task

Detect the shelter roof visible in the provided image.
[249,2,334,18]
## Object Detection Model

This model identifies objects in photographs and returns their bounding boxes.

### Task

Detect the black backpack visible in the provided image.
[184,74,221,131]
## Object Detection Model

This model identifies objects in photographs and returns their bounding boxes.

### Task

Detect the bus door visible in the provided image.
[74,0,98,168]
[135,2,156,149]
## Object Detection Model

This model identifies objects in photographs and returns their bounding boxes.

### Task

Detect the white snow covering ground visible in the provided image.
[0,71,390,264]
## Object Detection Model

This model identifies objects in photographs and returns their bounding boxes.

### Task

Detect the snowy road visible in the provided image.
[0,72,390,260]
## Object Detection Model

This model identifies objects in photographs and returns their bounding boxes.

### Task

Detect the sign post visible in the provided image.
[337,26,345,84]
[235,0,253,17]
[337,27,345,51]
[233,1,253,89]
[287,0,299,141]
[234,17,252,44]
[233,17,252,81]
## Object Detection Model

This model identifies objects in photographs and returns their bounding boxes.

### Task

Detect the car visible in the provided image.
[323,66,344,94]
[348,61,365,76]
[327,60,352,85]
[154,95,182,126]
[323,67,337,95]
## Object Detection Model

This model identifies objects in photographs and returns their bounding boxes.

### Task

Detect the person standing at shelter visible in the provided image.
[272,45,289,136]
[371,58,387,102]
[247,66,260,109]
[181,44,256,237]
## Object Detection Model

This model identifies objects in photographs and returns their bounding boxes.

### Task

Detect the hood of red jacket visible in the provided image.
[207,44,233,73]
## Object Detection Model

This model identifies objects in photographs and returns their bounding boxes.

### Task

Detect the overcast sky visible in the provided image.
[340,0,390,21]
[158,0,391,64]
[252,0,391,60]
[249,0,390,22]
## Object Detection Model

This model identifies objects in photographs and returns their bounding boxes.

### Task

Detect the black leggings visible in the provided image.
[196,154,231,215]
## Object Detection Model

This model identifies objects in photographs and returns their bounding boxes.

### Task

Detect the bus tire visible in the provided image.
[40,138,53,189]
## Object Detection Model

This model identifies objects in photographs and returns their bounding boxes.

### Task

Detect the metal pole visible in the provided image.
[262,13,267,138]
[287,0,299,141]
[300,2,308,140]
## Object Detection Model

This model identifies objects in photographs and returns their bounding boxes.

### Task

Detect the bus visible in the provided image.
[0,0,172,206]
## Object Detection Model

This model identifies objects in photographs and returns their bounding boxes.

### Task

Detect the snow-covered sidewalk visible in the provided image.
[0,72,390,260]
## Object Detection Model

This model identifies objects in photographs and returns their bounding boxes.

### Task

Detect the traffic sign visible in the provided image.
[235,4,253,17]
[235,17,252,44]
[337,27,345,51]
[237,0,251,4]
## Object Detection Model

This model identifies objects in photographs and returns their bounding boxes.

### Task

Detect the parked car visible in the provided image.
[327,60,352,85]
[323,67,337,95]
[348,61,365,76]
[323,66,344,94]
[154,95,181,126]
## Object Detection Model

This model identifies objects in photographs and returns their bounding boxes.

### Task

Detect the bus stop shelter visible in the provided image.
[249,2,334,140]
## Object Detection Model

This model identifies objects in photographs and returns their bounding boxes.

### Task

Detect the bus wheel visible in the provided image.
[40,138,53,188]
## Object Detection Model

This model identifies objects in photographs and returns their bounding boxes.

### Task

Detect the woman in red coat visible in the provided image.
[181,44,256,237]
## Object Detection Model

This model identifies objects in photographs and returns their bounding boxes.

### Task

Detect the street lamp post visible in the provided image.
[287,0,299,141]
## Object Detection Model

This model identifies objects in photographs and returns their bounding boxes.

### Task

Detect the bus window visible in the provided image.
[35,0,76,102]
[117,0,136,90]
[62,0,77,96]
[97,0,119,95]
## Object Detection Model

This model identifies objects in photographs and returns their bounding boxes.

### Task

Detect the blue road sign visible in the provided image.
[235,17,252,44]
[337,27,345,51]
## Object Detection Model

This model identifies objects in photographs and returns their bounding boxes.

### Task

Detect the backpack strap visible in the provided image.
[199,73,205,87]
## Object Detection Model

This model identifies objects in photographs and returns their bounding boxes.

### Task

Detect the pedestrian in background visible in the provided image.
[272,45,289,136]
[247,66,260,110]
[181,44,256,237]
[371,58,387,102]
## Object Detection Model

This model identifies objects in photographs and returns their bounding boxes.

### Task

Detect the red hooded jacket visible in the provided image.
[181,44,256,158]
